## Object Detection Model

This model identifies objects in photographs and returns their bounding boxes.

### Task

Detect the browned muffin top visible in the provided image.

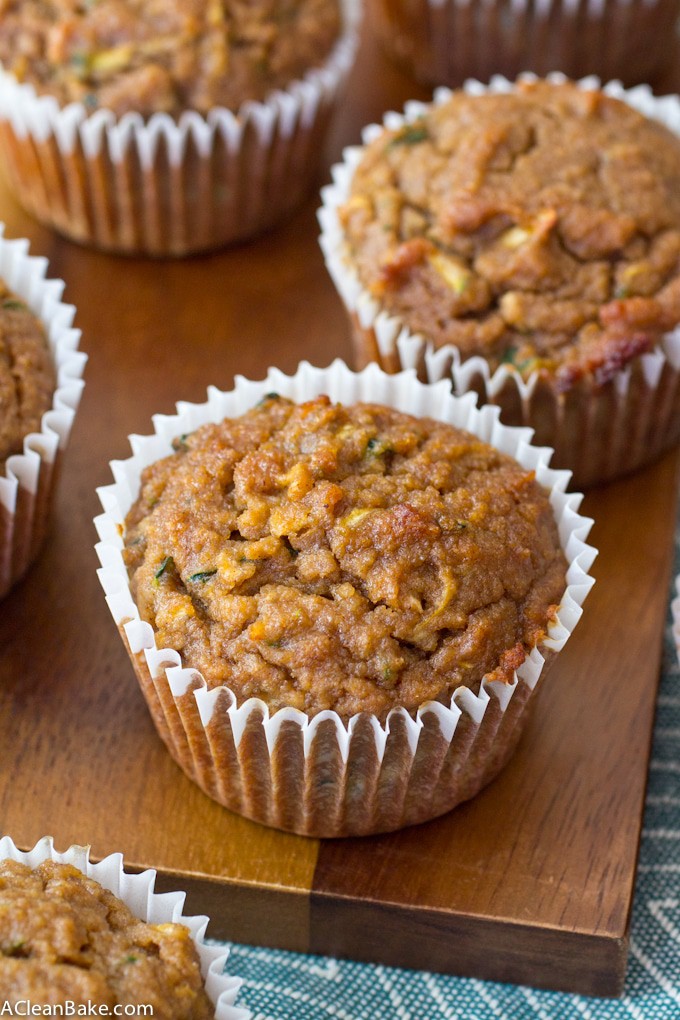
[123,395,567,721]
[340,80,680,390]
[0,286,55,471]
[0,860,213,1017]
[0,0,341,117]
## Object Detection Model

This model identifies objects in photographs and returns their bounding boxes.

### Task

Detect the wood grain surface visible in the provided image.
[0,7,678,999]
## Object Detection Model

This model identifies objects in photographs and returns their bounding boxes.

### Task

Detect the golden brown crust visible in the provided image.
[0,285,55,471]
[123,395,567,721]
[0,0,341,117]
[0,860,212,1017]
[340,81,680,390]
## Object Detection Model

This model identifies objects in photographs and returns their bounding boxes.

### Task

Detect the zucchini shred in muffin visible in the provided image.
[320,78,680,487]
[0,859,213,1016]
[122,395,568,722]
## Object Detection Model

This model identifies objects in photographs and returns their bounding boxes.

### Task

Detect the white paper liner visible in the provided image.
[0,0,360,256]
[0,835,249,1019]
[94,360,596,837]
[373,0,679,87]
[318,74,680,489]
[0,225,86,598]
[672,576,680,663]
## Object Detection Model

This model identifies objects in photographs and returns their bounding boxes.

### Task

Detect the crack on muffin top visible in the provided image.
[123,395,567,720]
[339,80,680,390]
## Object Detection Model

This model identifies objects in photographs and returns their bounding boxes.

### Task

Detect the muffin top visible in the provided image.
[0,286,55,472]
[0,0,341,117]
[0,859,213,1017]
[339,80,680,391]
[123,395,567,721]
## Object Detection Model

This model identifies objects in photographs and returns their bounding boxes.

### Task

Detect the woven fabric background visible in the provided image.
[223,541,680,1020]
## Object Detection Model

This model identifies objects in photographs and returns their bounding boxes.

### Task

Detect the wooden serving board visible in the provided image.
[1,11,680,1000]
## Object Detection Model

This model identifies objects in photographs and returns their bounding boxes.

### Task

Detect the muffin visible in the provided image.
[0,285,56,471]
[0,0,341,118]
[0,0,360,255]
[95,361,596,838]
[0,836,249,1018]
[0,861,214,1012]
[319,77,680,488]
[0,228,85,599]
[372,0,680,89]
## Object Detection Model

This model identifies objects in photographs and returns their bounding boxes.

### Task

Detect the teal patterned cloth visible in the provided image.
[224,569,680,1020]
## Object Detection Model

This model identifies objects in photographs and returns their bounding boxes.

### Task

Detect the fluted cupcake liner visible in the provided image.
[318,74,680,490]
[0,835,249,1018]
[671,576,680,663]
[0,0,360,257]
[373,0,679,88]
[95,360,596,837]
[0,226,85,599]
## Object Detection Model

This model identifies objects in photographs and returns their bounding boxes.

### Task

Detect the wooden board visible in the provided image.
[1,10,679,1000]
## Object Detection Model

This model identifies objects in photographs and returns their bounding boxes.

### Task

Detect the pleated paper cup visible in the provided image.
[0,228,85,599]
[672,577,680,662]
[373,0,679,89]
[0,835,249,1019]
[0,0,360,257]
[318,75,680,490]
[95,360,596,838]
